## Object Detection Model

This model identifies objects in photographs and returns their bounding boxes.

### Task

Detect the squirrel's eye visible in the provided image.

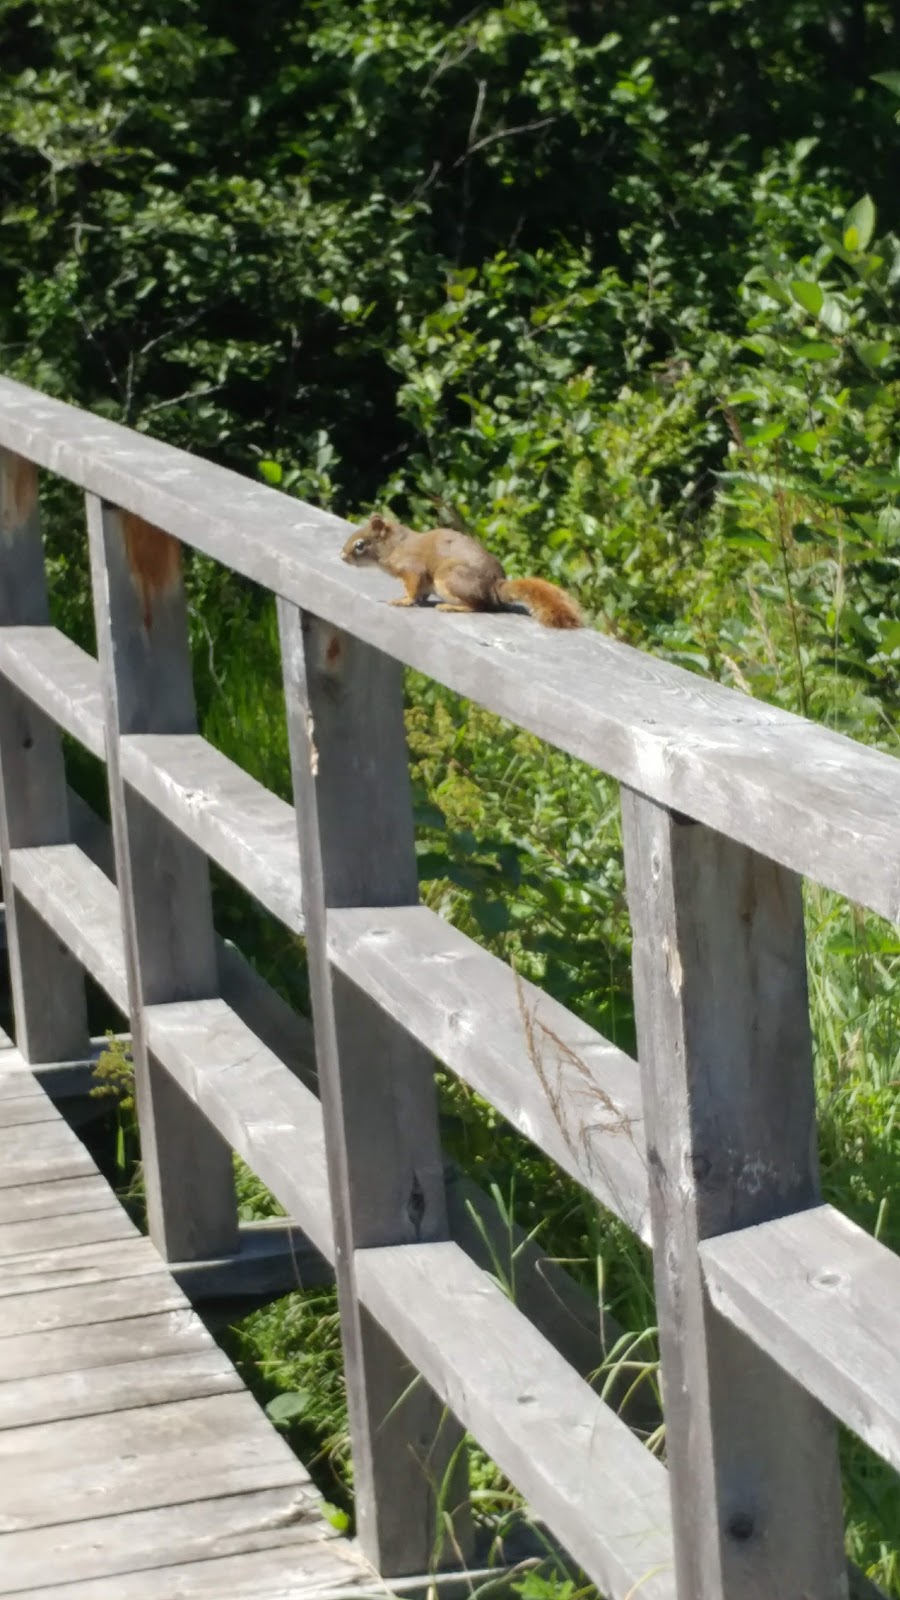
[354,539,367,555]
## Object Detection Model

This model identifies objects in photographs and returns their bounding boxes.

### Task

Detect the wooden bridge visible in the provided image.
[0,372,897,1600]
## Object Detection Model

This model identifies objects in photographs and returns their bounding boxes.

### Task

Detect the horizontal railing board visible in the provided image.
[10,844,129,1012]
[328,905,649,1238]
[355,1240,674,1600]
[8,828,639,1383]
[119,734,303,934]
[10,838,315,1106]
[63,786,318,1090]
[701,1203,900,1474]
[170,1220,332,1302]
[0,625,305,932]
[3,377,900,922]
[144,997,334,1263]
[0,625,104,757]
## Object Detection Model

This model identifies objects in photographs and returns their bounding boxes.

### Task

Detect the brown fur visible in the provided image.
[342,514,582,629]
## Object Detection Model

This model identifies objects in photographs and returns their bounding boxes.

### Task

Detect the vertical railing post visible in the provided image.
[86,495,238,1261]
[278,603,471,1578]
[0,448,89,1062]
[621,792,848,1600]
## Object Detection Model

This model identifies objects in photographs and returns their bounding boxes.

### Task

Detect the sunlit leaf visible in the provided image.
[842,195,875,253]
[790,280,824,317]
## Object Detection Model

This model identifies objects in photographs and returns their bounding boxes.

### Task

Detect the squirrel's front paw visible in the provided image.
[389,596,416,607]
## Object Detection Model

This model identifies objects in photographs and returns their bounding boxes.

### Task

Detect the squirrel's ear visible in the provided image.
[369,513,387,533]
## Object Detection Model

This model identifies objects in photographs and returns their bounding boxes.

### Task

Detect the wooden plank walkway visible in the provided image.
[0,1040,377,1600]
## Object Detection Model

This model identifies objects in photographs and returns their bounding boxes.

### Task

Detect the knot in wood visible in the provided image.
[726,1510,755,1543]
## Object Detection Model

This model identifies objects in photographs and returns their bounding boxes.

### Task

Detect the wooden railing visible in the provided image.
[0,372,898,1600]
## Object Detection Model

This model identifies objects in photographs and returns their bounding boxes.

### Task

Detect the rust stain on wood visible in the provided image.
[1,455,38,538]
[122,512,182,630]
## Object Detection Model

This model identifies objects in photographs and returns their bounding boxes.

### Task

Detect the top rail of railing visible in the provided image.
[2,372,899,923]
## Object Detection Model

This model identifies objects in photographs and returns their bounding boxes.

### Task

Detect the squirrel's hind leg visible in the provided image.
[432,563,494,614]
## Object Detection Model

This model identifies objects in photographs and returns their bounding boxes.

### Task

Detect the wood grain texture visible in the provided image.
[0,624,104,756]
[144,996,334,1262]
[10,843,129,1010]
[119,732,303,931]
[64,784,319,1088]
[444,1166,658,1434]
[145,991,656,1421]
[0,1234,165,1297]
[0,1201,136,1258]
[0,1391,304,1533]
[280,602,469,1576]
[0,1306,209,1381]
[0,1064,46,1099]
[0,1534,369,1600]
[3,378,900,921]
[702,1203,900,1475]
[0,1346,244,1430]
[0,1094,60,1128]
[0,1271,188,1337]
[0,452,89,1064]
[0,1069,374,1600]
[0,1174,121,1226]
[0,1487,336,1595]
[328,904,648,1238]
[86,492,237,1262]
[0,1120,97,1188]
[7,800,653,1424]
[621,793,847,1600]
[356,1240,675,1600]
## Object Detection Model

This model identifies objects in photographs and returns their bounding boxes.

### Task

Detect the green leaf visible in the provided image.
[258,460,282,485]
[790,280,824,317]
[819,296,849,334]
[872,71,900,99]
[265,1391,310,1426]
[877,507,900,539]
[744,421,785,446]
[842,195,875,253]
[856,340,892,369]
[879,620,900,655]
[754,276,791,305]
[321,1503,350,1533]
[792,341,840,362]
[791,431,818,454]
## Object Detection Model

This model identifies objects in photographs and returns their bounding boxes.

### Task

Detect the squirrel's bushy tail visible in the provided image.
[497,577,582,629]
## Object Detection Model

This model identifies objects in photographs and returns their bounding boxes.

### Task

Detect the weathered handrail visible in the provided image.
[0,374,898,921]
[0,373,897,1600]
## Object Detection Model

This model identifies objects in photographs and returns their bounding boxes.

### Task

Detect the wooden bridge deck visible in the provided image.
[0,1041,375,1600]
